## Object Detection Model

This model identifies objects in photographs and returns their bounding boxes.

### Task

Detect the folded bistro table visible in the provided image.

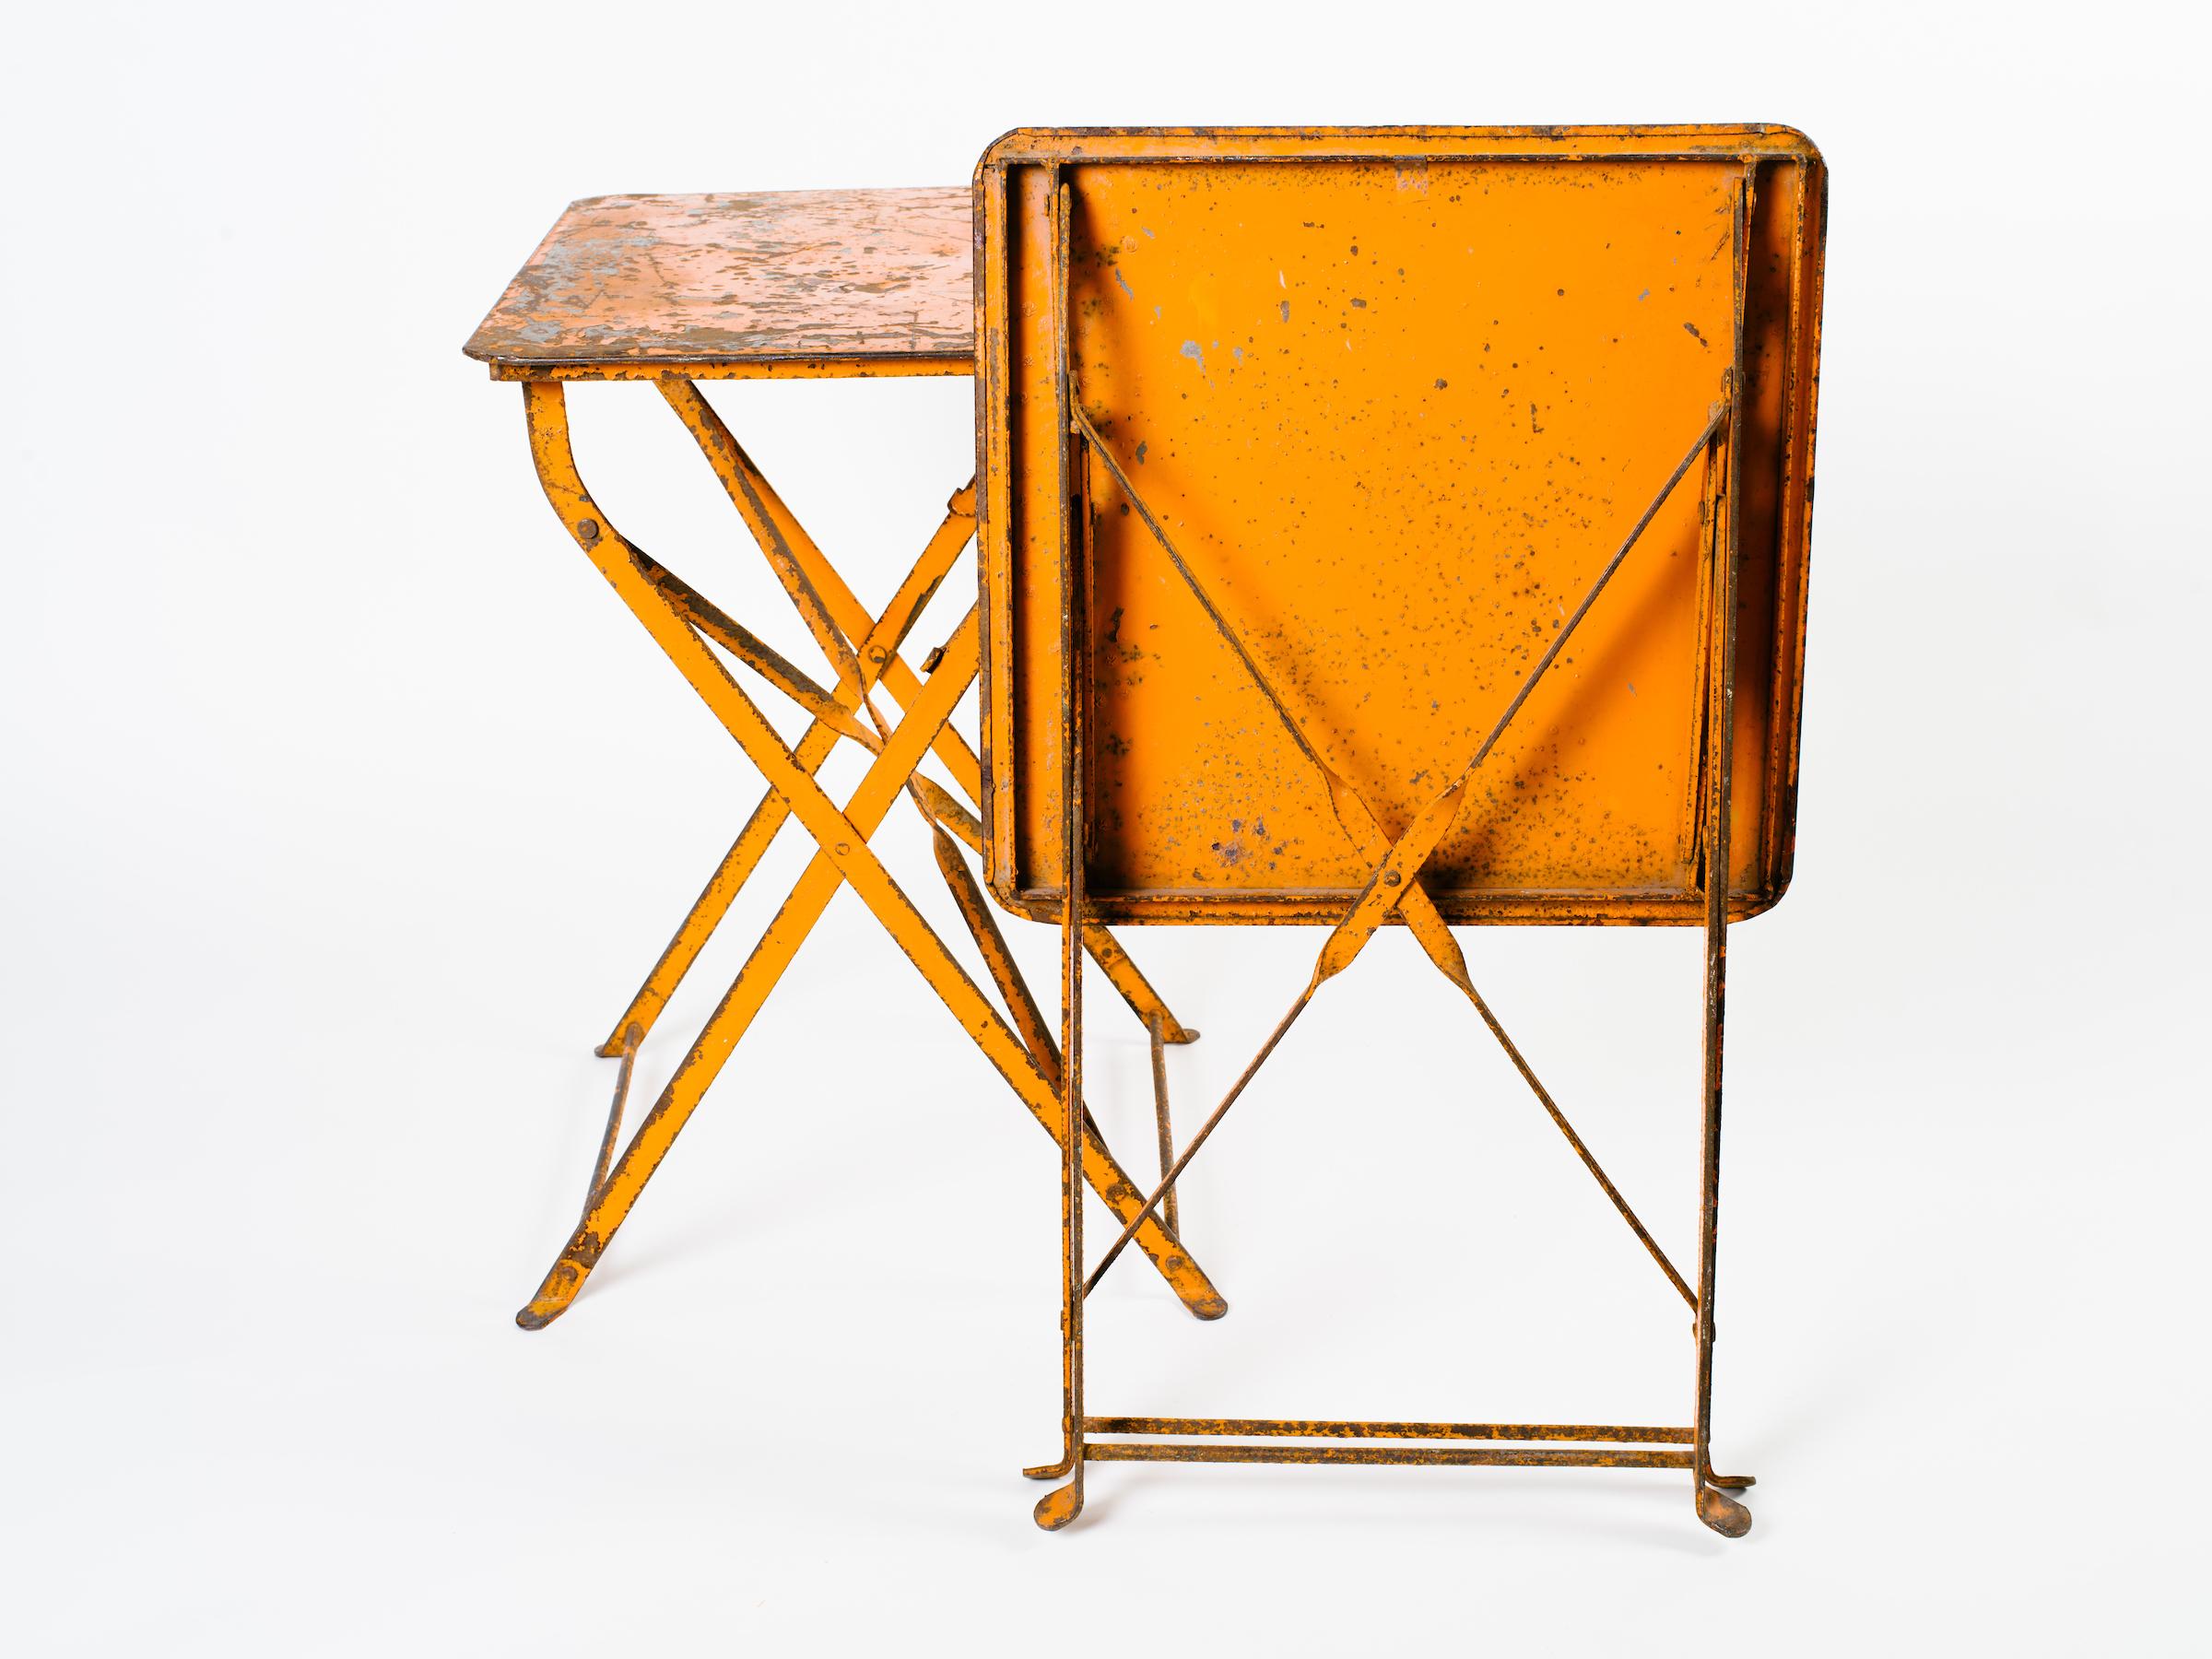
[975,125,1826,1536]
[464,187,1229,1333]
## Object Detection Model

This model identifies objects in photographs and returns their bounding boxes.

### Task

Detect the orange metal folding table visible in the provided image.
[465,130,1828,1537]
[975,124,1826,1535]
[464,188,1228,1335]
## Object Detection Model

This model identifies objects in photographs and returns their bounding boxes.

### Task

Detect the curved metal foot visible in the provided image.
[1022,1453,1076,1481]
[515,1283,577,1331]
[514,1245,595,1331]
[1696,1485,1753,1537]
[1033,1482,1085,1531]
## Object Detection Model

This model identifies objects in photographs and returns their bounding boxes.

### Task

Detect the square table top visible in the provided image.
[974,127,1826,926]
[464,187,973,378]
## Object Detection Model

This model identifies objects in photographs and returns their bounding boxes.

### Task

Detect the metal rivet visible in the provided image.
[1383,870,1402,887]
[835,842,851,856]
[576,518,601,544]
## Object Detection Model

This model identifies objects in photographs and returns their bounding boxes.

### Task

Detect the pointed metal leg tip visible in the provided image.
[515,1262,583,1331]
[1166,1026,1201,1045]
[1033,1483,1085,1531]
[1189,1292,1230,1322]
[1696,1486,1753,1537]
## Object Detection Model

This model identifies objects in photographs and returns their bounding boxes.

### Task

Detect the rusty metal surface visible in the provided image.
[1146,1012,1180,1238]
[1086,1443,1696,1469]
[1037,171,1091,1532]
[975,125,1825,924]
[991,126,1815,1537]
[1089,1418,1691,1441]
[582,1022,642,1223]
[509,381,1230,1333]
[465,188,974,372]
[1692,169,1757,1536]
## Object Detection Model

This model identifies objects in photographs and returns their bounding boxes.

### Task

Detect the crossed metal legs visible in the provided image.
[511,378,1226,1332]
[1035,404,1754,1534]
[502,276,1759,1534]
[1028,170,1759,1535]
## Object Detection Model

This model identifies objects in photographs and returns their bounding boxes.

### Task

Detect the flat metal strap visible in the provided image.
[1084,1443,1695,1469]
[1088,1418,1691,1443]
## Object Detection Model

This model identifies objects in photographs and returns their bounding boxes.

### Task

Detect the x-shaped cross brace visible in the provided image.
[600,381,1201,1062]
[1038,398,1742,1522]
[1028,170,1758,1531]
[1076,402,1726,1303]
[511,378,1226,1329]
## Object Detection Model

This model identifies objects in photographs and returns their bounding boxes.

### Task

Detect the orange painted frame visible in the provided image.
[974,126,1826,926]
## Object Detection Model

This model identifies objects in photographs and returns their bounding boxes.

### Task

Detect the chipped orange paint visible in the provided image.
[510,381,1226,1328]
[465,184,1230,1336]
[985,125,1826,1539]
[975,125,1825,925]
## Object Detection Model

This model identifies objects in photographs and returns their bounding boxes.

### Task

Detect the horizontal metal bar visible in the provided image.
[1087,1418,1692,1444]
[992,148,1806,169]
[1083,1442,1694,1469]
[999,887,1779,929]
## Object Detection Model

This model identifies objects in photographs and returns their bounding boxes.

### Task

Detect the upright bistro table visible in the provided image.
[464,188,1230,1334]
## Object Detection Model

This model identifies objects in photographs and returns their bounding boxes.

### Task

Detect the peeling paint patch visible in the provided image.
[463,187,975,366]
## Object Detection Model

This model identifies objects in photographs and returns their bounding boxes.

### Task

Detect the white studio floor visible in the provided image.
[5,6,2205,1654]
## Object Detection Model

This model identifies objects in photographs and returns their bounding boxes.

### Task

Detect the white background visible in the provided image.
[5,3,2205,1653]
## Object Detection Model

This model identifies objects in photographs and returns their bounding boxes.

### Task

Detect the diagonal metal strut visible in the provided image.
[1082,401,1732,1296]
[517,381,1229,1325]
[646,380,1202,1048]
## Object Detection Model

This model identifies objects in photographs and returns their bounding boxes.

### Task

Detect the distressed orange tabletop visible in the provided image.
[464,187,973,379]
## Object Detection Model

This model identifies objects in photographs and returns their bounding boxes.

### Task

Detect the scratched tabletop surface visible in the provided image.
[464,187,973,371]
